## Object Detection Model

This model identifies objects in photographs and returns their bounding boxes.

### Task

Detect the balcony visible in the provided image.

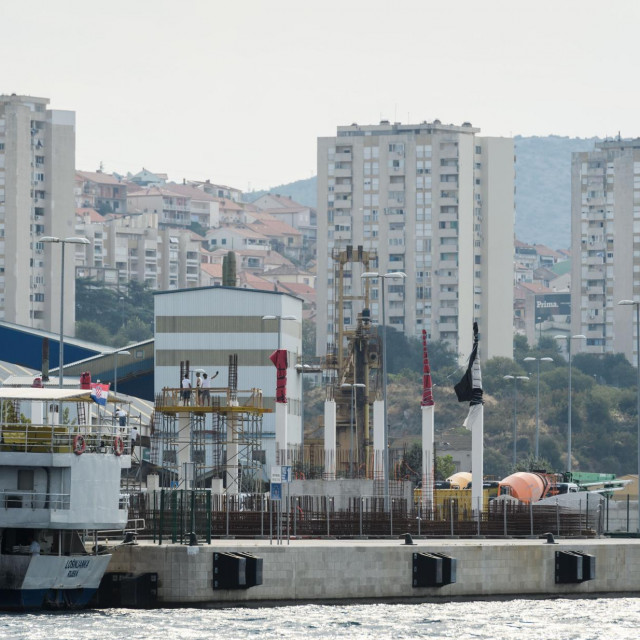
[334,199,352,209]
[333,184,352,194]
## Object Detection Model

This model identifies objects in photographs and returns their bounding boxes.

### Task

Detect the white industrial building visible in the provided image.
[153,286,303,473]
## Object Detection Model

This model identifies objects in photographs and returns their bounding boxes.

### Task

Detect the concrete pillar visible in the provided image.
[324,399,336,480]
[373,400,384,480]
[421,404,434,512]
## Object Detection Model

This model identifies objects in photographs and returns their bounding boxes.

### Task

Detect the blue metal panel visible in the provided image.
[0,325,100,370]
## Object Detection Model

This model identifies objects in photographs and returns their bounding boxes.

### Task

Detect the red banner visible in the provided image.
[269,349,288,403]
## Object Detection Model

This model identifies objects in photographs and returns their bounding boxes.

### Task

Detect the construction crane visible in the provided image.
[324,245,382,478]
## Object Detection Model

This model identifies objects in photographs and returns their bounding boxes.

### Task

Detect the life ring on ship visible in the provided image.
[73,434,86,455]
[113,435,125,456]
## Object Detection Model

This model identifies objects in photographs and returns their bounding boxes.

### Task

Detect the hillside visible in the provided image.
[245,135,601,250]
[514,135,598,248]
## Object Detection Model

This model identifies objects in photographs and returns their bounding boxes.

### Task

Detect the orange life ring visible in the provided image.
[73,434,86,455]
[113,436,124,456]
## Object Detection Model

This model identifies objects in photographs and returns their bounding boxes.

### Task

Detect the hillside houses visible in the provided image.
[73,172,317,317]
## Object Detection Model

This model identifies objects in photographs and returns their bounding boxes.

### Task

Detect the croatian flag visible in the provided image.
[91,382,110,406]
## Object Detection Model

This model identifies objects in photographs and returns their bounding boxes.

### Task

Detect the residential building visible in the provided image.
[250,193,317,258]
[0,94,77,334]
[127,186,190,228]
[571,138,640,362]
[206,226,270,252]
[75,170,127,214]
[245,213,304,262]
[316,120,514,360]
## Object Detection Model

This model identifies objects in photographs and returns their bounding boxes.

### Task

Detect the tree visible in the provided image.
[435,454,456,480]
[76,320,115,346]
[513,334,530,362]
[222,251,237,287]
[572,352,636,388]
[302,320,316,357]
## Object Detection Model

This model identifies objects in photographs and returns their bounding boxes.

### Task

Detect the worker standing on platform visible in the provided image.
[130,424,139,454]
[201,372,211,406]
[181,374,192,405]
[195,371,203,405]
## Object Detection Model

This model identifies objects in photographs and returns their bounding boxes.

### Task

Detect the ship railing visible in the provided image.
[0,422,131,455]
[1,489,70,510]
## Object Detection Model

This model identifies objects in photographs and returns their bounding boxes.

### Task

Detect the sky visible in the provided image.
[3,0,640,191]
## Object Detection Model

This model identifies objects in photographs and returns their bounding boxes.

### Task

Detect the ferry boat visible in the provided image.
[0,386,130,610]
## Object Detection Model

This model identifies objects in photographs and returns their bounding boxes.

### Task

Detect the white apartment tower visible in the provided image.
[571,138,640,362]
[316,121,514,360]
[0,94,77,334]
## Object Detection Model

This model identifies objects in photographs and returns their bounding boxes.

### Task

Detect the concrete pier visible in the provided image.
[105,537,640,606]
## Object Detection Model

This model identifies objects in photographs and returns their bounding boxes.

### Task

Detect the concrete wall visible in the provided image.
[107,539,640,605]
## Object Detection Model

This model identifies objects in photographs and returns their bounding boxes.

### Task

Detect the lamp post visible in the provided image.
[112,349,131,397]
[536,316,543,344]
[523,356,554,459]
[618,299,640,532]
[361,271,407,508]
[120,296,125,328]
[554,334,586,472]
[41,236,90,387]
[503,375,529,466]
[341,382,366,478]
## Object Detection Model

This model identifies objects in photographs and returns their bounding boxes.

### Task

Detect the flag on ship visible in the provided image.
[90,382,110,406]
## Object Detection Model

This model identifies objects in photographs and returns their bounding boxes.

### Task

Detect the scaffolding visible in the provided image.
[150,358,270,495]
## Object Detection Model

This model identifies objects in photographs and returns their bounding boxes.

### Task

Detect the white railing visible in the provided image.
[1,490,70,510]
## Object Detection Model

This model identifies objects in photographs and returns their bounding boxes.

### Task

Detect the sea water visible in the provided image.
[2,598,640,640]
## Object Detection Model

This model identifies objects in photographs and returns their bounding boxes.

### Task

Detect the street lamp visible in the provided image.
[119,296,125,328]
[112,349,131,397]
[361,270,407,508]
[554,334,586,472]
[41,236,91,387]
[503,375,529,466]
[524,356,554,459]
[341,382,366,478]
[618,299,640,533]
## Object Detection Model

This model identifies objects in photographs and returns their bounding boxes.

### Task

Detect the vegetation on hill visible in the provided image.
[75,278,154,347]
[303,329,639,480]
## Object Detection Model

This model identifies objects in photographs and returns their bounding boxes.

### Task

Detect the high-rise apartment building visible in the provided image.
[0,94,77,334]
[316,121,514,361]
[571,138,640,362]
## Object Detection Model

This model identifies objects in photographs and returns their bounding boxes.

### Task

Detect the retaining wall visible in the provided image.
[106,538,640,606]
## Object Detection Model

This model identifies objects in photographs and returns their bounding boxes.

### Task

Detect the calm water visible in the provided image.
[2,598,640,640]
